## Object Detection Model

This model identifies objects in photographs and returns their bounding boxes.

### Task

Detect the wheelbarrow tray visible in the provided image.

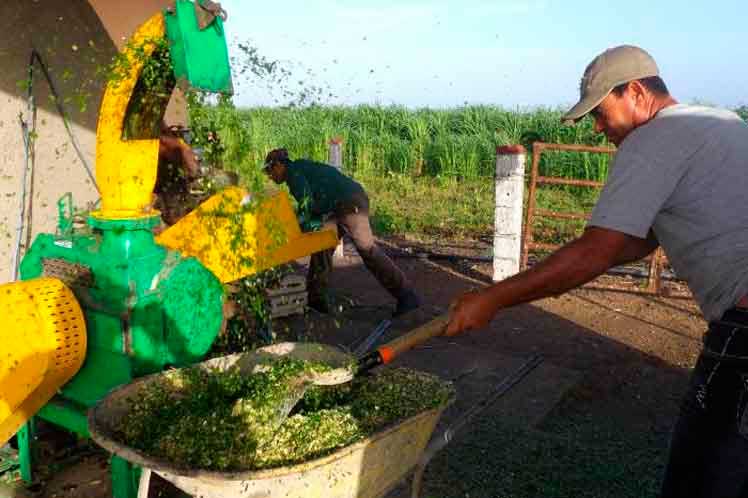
[89,345,454,498]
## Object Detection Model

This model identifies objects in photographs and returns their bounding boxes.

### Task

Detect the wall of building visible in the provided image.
[0,0,181,283]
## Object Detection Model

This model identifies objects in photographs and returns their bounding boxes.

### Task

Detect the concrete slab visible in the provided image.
[386,340,580,430]
[479,360,582,429]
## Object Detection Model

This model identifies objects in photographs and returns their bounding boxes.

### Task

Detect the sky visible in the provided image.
[220,0,748,110]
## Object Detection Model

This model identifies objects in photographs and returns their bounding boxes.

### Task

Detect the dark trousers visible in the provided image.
[307,192,412,302]
[661,308,748,498]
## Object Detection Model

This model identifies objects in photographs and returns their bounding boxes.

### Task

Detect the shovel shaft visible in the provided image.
[357,314,450,374]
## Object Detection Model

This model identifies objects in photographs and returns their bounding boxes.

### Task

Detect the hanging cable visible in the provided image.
[10,52,37,281]
[28,49,98,191]
[11,49,102,280]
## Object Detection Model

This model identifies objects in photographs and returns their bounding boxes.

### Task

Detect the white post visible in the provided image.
[493,145,526,282]
[329,137,345,258]
[328,137,343,170]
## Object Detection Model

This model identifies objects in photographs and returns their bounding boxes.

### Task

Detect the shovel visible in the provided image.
[314,313,451,385]
[235,313,452,433]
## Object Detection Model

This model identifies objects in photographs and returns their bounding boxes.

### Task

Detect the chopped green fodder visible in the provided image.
[116,361,453,471]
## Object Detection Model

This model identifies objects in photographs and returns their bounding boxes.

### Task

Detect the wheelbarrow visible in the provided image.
[88,343,455,498]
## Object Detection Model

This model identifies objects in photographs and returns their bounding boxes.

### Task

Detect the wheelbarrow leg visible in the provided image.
[137,469,152,498]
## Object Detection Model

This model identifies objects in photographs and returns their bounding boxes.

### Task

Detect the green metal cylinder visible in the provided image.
[20,214,225,407]
[89,216,162,260]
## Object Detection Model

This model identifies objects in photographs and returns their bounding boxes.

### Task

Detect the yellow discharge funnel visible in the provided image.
[156,187,339,283]
[0,278,87,445]
[91,13,166,221]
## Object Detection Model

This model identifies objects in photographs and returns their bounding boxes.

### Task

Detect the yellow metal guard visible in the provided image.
[156,187,339,283]
[0,278,87,445]
[91,13,166,221]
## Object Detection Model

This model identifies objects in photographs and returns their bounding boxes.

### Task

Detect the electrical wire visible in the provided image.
[28,49,98,191]
[11,49,101,280]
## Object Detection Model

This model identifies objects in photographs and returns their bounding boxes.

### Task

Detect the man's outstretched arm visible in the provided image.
[446,227,658,335]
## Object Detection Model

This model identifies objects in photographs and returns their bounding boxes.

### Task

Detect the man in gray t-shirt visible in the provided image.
[446,45,748,497]
[591,104,748,321]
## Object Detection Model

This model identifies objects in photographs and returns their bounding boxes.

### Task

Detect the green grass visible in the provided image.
[357,173,495,239]
[192,104,614,242]
[193,103,745,241]
[352,172,597,245]
[201,104,613,182]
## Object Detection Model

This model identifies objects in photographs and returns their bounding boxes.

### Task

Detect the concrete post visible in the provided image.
[328,137,343,170]
[328,137,345,257]
[493,145,526,282]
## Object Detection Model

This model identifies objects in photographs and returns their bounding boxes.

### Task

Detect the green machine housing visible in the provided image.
[20,207,225,407]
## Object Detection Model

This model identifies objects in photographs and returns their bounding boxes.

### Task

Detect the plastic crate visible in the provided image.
[266,275,307,319]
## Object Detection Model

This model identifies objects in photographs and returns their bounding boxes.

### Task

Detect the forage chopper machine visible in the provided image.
[0,2,337,497]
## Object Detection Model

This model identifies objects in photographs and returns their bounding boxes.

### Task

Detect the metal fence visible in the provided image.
[521,142,687,297]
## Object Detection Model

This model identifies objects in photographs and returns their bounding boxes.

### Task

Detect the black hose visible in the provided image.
[386,246,681,281]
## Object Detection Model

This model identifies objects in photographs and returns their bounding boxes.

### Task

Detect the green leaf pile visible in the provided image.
[116,362,453,471]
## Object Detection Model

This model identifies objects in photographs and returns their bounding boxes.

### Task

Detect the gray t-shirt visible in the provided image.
[589,104,748,321]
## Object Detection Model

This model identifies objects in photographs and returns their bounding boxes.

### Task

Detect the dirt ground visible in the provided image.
[14,235,706,498]
[330,236,703,498]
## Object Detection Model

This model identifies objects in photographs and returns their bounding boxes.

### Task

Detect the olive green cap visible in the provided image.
[563,45,659,123]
